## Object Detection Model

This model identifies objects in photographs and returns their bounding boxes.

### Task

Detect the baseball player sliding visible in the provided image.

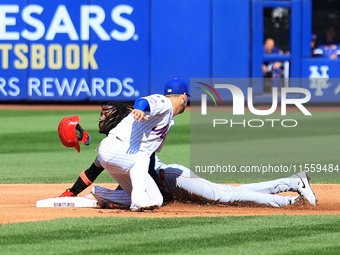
[58,99,317,210]
[59,78,189,212]
[91,155,316,208]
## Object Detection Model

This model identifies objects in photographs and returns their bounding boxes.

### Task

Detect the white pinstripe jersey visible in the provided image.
[108,94,174,156]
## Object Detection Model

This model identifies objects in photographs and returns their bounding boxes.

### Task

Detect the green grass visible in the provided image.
[0,109,189,183]
[0,109,107,183]
[1,215,340,254]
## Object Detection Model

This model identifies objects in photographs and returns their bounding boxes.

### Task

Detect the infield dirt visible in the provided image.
[1,183,340,224]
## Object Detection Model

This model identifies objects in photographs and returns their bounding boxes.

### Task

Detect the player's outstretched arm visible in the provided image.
[59,162,105,197]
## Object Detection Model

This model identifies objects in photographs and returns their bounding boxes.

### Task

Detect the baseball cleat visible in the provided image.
[130,205,158,212]
[59,189,76,197]
[295,171,317,206]
[130,200,159,212]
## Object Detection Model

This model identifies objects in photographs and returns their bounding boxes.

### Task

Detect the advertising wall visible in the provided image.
[0,0,339,103]
[0,0,150,101]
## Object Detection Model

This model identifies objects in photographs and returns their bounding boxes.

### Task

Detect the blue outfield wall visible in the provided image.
[0,0,339,102]
[0,0,150,101]
[150,0,212,95]
[212,0,251,79]
[302,60,340,102]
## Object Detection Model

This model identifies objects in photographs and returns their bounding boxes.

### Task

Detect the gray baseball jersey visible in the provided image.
[92,156,300,208]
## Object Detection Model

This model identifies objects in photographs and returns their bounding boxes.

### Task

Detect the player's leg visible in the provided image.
[91,173,162,209]
[163,163,302,195]
[98,136,161,210]
[220,190,298,207]
[161,165,297,207]
[145,173,164,206]
[179,174,297,207]
[91,185,131,207]
[129,152,163,211]
[236,176,299,194]
[160,164,243,199]
[159,165,231,202]
[235,172,315,205]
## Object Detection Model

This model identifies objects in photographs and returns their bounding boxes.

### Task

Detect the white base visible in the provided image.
[36,197,98,208]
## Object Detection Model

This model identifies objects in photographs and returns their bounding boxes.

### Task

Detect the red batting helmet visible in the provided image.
[58,115,91,153]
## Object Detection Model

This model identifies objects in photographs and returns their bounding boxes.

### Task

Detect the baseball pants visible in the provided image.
[97,135,163,210]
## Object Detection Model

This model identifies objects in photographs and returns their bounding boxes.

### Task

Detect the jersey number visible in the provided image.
[152,124,169,139]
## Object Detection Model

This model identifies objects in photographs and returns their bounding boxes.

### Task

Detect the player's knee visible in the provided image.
[156,192,164,207]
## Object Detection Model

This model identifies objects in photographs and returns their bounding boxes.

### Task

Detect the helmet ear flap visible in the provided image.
[76,124,92,146]
[76,124,83,140]
[58,116,91,152]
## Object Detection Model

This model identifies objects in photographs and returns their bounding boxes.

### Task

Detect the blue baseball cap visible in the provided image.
[164,78,190,96]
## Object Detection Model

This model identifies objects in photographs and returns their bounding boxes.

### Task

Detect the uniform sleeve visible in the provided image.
[134,98,150,111]
[142,94,172,117]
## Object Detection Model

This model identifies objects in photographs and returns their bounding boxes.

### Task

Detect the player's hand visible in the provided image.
[131,109,149,122]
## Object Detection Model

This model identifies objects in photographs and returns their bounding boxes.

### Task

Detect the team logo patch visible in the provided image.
[149,97,157,105]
